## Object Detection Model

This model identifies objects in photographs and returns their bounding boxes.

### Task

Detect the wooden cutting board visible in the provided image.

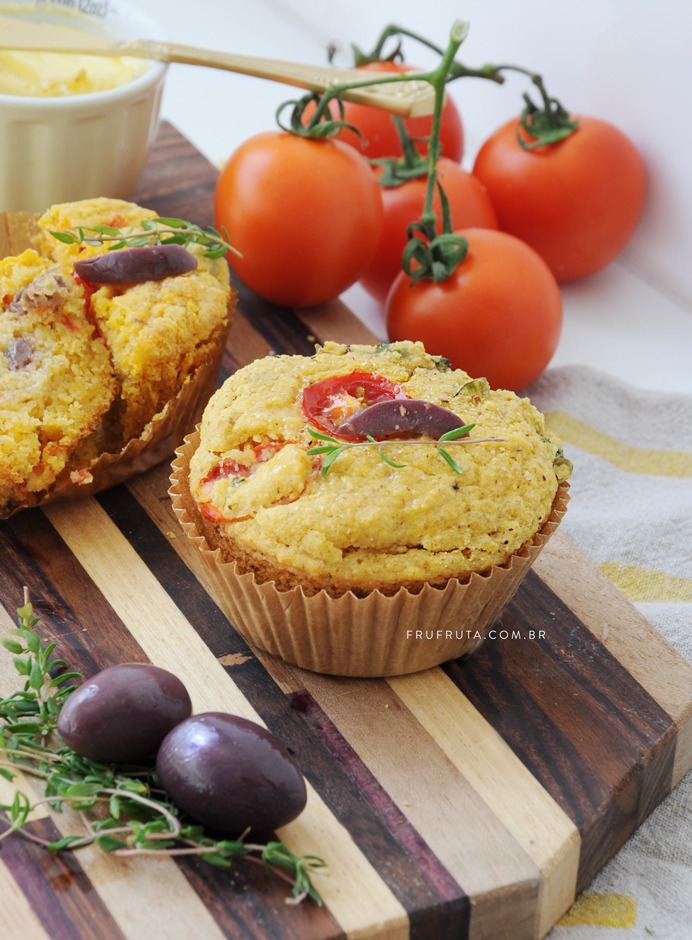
[1,122,690,940]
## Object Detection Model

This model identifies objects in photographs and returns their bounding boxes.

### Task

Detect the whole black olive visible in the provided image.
[57,663,192,764]
[156,712,307,835]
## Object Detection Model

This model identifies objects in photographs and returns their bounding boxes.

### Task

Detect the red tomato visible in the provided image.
[360,158,498,303]
[302,371,406,438]
[214,131,383,308]
[473,116,646,281]
[305,61,464,161]
[385,228,563,392]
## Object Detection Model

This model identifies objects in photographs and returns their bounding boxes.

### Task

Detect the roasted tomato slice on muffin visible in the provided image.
[302,371,407,439]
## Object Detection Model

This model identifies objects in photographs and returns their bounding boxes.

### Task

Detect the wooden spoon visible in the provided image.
[0,13,435,116]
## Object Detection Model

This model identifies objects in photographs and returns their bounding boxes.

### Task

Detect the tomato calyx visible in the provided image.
[278,92,363,141]
[516,74,579,150]
[402,187,468,283]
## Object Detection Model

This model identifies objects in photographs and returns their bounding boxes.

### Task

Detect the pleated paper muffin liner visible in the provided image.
[169,430,569,678]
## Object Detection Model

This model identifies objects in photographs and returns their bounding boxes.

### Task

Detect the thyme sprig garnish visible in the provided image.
[307,424,503,476]
[0,594,325,906]
[50,216,240,259]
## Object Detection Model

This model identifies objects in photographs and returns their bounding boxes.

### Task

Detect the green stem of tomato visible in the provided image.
[362,22,504,84]
[418,21,468,234]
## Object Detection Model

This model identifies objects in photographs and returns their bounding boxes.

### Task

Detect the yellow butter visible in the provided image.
[0,48,147,96]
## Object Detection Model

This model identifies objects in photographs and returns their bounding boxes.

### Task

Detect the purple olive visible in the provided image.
[337,398,465,439]
[57,663,192,764]
[156,713,308,835]
[73,245,197,284]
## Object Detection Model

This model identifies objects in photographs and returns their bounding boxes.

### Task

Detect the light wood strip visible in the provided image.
[388,669,580,940]
[534,530,692,787]
[0,860,52,940]
[42,497,410,940]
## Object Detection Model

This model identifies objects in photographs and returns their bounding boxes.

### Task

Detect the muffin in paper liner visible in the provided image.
[1,207,233,519]
[169,429,570,678]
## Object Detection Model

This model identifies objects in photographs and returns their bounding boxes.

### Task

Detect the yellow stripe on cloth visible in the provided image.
[544,412,692,477]
[600,562,692,604]
[557,892,637,928]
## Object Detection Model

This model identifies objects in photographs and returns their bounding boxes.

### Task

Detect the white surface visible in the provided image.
[138,0,692,396]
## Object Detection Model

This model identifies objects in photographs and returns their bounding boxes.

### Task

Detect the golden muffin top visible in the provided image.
[190,341,571,592]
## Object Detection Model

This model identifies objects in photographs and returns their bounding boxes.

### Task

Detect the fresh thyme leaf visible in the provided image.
[307,445,336,456]
[320,444,353,476]
[437,447,463,474]
[365,435,407,469]
[438,422,475,441]
[306,427,338,443]
[377,449,407,469]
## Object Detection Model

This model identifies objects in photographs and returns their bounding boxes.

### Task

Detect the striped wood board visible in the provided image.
[1,122,690,940]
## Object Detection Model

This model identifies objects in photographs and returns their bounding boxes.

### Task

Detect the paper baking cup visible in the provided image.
[169,431,569,677]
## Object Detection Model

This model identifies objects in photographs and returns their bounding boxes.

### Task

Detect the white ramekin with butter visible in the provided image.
[0,1,167,212]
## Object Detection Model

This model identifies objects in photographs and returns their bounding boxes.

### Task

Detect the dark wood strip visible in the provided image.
[175,854,346,940]
[96,483,470,939]
[234,283,320,358]
[1,818,126,940]
[443,570,677,890]
[2,510,145,672]
[131,121,218,222]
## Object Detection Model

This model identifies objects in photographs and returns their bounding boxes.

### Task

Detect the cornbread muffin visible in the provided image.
[1,198,234,517]
[189,341,570,596]
[172,341,569,676]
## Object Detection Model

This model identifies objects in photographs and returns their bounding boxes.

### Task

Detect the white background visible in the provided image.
[137,0,692,394]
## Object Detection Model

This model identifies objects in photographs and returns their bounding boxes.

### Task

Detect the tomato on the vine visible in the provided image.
[302,371,406,438]
[304,61,464,161]
[473,115,646,281]
[214,131,383,308]
[360,157,498,303]
[385,228,563,392]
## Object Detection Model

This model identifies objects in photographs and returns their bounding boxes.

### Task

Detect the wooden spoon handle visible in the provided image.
[0,15,435,117]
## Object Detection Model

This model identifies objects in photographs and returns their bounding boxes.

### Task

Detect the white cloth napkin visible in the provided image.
[526,365,692,940]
